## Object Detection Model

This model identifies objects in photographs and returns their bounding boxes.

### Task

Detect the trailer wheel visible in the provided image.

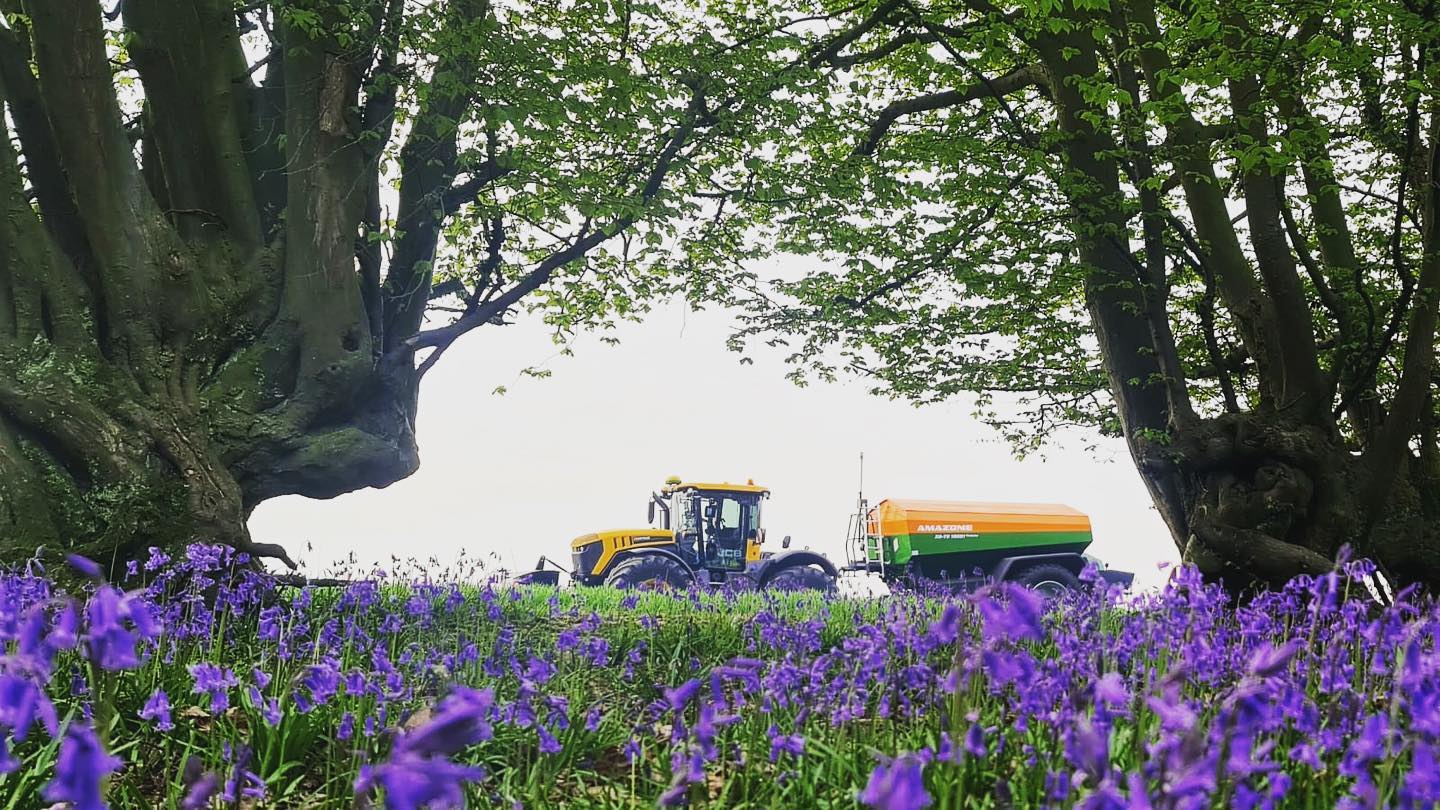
[604,555,693,590]
[763,565,835,593]
[1013,563,1081,597]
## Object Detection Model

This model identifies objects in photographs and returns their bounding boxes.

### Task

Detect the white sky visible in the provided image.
[249,297,1179,591]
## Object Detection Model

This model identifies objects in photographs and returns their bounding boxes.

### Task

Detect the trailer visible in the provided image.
[845,498,1134,594]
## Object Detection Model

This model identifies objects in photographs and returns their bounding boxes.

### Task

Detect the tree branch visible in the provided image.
[1276,176,1346,327]
[1223,52,1328,420]
[1362,112,1440,521]
[855,63,1046,156]
[381,0,490,351]
[400,109,699,362]
[0,26,92,267]
[440,156,514,212]
[827,29,941,67]
[0,80,91,348]
[122,0,262,243]
[806,0,904,68]
[1170,217,1242,413]
[26,0,163,279]
[1128,0,1287,410]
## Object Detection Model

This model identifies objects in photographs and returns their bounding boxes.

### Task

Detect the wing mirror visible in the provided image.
[648,500,656,524]
[782,536,791,549]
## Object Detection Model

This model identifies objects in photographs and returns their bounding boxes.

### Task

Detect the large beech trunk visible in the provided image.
[1163,415,1440,590]
[0,1,451,567]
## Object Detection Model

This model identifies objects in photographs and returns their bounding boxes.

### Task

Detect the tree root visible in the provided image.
[1188,518,1334,587]
[236,539,298,570]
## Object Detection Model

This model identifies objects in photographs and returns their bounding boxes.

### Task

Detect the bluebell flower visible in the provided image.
[41,723,122,810]
[537,726,562,755]
[66,554,104,580]
[189,662,239,713]
[396,687,495,758]
[859,756,931,810]
[975,584,1045,643]
[664,679,701,713]
[0,672,57,741]
[355,754,486,810]
[767,725,805,761]
[1247,640,1302,678]
[140,689,173,731]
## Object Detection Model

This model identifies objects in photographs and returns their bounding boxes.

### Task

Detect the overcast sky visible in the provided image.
[249,297,1178,591]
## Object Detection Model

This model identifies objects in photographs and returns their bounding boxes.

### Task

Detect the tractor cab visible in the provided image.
[559,475,836,591]
[650,478,767,572]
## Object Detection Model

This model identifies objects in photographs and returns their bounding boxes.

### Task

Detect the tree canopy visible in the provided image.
[689,0,1440,588]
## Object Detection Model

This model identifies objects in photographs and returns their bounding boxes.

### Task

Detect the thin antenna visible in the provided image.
[858,451,864,506]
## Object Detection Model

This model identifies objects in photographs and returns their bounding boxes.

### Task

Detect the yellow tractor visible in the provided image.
[522,477,837,590]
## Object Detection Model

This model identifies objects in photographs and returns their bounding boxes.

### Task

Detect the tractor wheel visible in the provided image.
[763,565,835,593]
[604,555,693,590]
[1013,563,1082,597]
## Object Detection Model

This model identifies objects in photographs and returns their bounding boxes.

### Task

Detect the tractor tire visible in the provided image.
[1013,563,1082,597]
[763,565,835,593]
[604,555,693,590]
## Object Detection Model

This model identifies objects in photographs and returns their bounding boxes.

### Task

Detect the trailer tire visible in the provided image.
[763,564,835,593]
[1013,563,1082,597]
[604,555,693,590]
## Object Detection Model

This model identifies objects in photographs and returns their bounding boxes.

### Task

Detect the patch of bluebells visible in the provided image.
[0,545,1435,807]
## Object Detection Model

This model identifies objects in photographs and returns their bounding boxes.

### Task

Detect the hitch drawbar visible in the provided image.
[511,556,570,587]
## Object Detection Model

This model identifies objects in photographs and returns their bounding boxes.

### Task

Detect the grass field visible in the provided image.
[0,547,1435,809]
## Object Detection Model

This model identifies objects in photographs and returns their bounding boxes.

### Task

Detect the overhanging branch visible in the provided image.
[0,27,91,267]
[398,110,699,365]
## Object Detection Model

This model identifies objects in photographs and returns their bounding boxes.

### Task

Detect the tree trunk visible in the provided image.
[1037,9,1440,592]
[0,1,425,571]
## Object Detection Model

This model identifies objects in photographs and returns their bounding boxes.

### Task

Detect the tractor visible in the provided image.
[522,477,837,590]
[512,471,1134,597]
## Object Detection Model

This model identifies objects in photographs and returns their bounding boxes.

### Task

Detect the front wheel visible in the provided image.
[604,555,693,590]
[1012,563,1082,597]
[763,565,835,593]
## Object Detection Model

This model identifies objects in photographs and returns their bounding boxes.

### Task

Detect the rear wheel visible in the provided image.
[604,555,693,590]
[763,565,835,592]
[1013,563,1082,597]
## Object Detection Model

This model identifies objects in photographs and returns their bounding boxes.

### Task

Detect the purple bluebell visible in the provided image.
[66,554,104,580]
[41,723,123,810]
[859,756,931,810]
[355,754,486,810]
[140,688,173,731]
